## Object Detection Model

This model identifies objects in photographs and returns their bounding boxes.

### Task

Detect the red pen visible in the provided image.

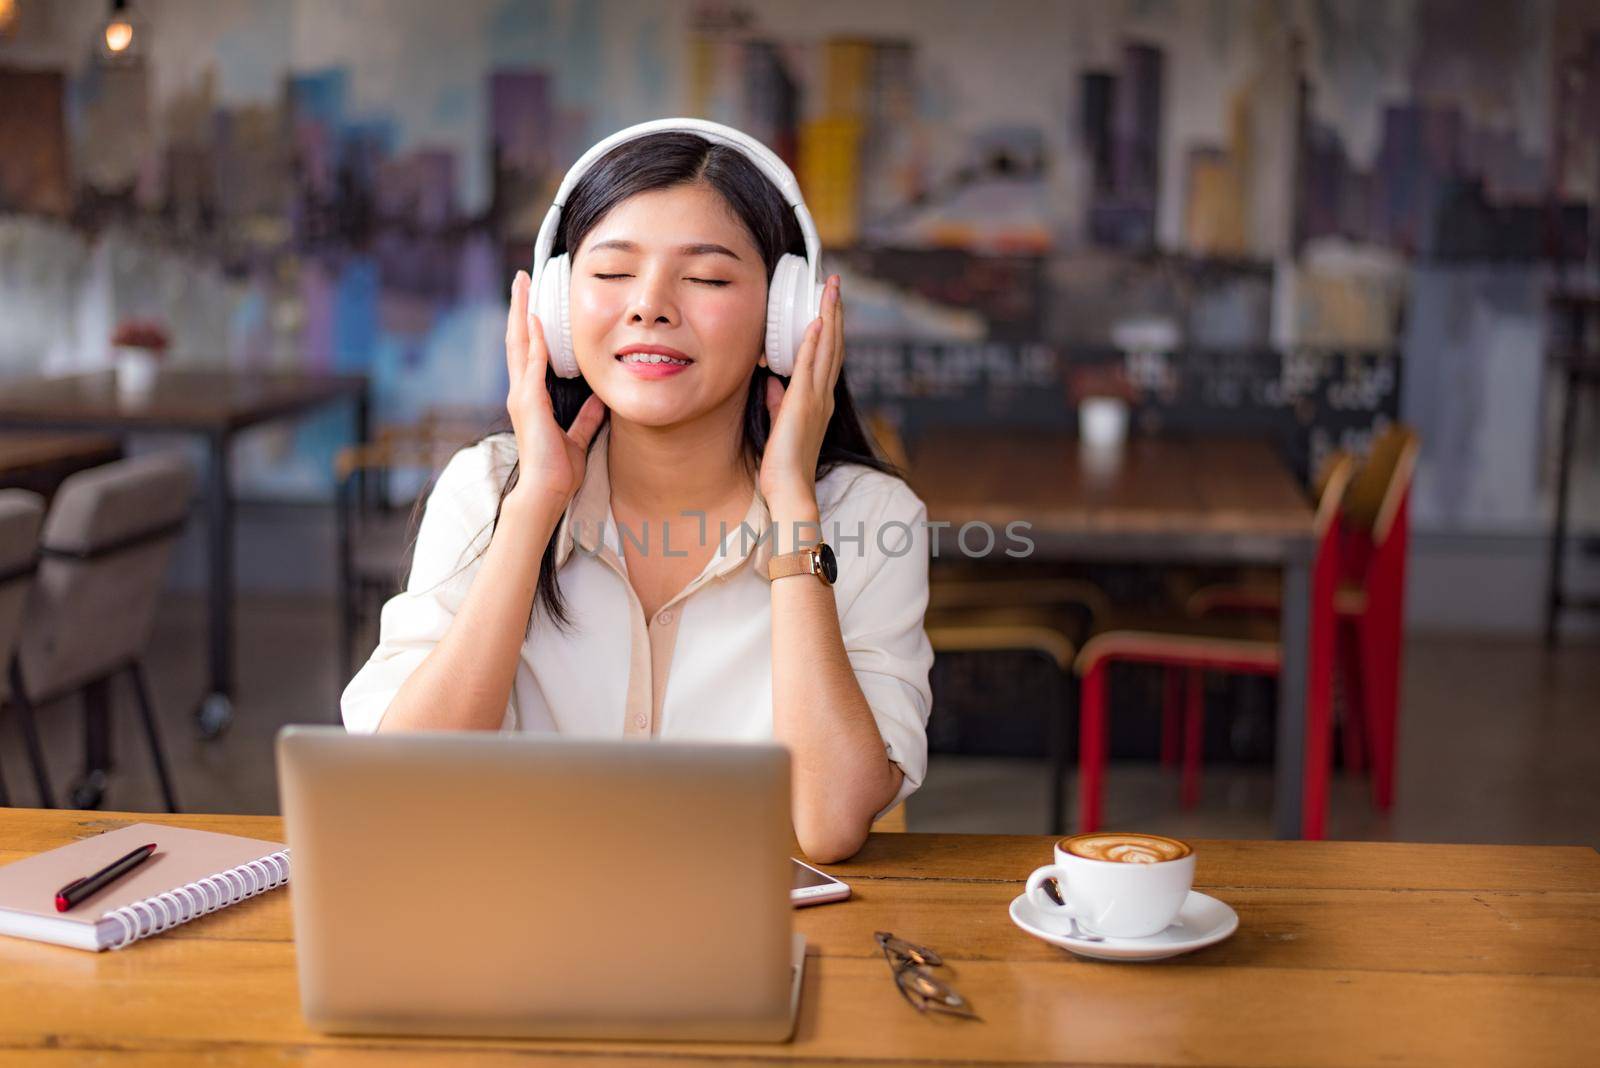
[54,843,157,912]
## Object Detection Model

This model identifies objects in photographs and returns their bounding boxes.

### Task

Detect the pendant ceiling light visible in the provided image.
[99,0,143,60]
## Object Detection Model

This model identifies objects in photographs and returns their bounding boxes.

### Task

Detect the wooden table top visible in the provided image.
[0,431,120,480]
[1,809,1595,1066]
[0,370,367,433]
[907,429,1316,561]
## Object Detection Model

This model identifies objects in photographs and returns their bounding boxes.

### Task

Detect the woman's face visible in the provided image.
[568,182,769,428]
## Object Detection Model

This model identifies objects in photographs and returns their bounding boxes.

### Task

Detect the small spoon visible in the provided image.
[1065,915,1106,943]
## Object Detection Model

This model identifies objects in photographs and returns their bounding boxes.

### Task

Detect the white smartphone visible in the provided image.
[790,858,850,906]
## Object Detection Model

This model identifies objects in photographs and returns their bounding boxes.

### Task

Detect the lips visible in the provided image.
[615,344,693,366]
[614,343,693,379]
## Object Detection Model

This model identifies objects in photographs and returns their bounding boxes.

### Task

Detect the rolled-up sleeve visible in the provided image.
[340,438,519,734]
[831,479,934,818]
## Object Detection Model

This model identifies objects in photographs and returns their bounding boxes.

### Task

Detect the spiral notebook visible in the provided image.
[0,822,289,951]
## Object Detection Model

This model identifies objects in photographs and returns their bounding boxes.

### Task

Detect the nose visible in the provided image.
[625,267,680,328]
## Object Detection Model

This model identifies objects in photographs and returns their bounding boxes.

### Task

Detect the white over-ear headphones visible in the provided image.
[530,117,823,379]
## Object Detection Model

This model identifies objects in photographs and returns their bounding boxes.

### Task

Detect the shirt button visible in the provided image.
[657,609,673,625]
[635,714,648,729]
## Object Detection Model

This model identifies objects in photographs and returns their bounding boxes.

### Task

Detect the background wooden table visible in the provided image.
[0,370,369,737]
[906,430,1318,838]
[0,809,1594,1066]
[0,431,121,501]
[908,432,1316,556]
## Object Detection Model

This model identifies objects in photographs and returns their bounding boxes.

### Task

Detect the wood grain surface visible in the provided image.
[0,809,1594,1066]
[0,431,121,499]
[0,371,366,433]
[907,431,1315,539]
[0,432,118,475]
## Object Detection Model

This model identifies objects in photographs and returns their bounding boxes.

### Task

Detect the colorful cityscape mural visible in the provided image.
[0,0,1597,530]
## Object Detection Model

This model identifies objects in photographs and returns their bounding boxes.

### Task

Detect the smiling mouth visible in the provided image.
[616,352,693,366]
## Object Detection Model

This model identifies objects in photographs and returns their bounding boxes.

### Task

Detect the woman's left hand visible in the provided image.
[759,273,842,515]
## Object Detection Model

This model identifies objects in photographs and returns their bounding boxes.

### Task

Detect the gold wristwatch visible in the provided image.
[766,542,837,585]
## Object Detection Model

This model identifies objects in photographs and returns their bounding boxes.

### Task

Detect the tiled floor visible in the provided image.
[3,594,1596,849]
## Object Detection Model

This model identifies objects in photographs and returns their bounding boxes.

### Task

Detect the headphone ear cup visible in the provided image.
[532,254,579,378]
[764,254,814,378]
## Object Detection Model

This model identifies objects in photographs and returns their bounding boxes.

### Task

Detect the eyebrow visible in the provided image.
[584,239,743,262]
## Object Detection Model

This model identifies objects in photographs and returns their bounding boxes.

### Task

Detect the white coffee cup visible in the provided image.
[1024,832,1195,939]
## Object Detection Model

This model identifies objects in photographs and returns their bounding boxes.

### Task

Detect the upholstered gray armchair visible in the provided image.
[0,489,51,807]
[14,454,195,811]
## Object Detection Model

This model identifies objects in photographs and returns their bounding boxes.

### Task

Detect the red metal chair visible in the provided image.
[1072,455,1355,839]
[1183,427,1419,812]
[1166,451,1354,777]
[1330,427,1418,811]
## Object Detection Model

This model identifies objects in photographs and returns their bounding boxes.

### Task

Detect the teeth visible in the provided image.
[619,352,689,365]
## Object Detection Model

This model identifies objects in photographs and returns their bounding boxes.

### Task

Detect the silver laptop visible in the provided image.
[275,726,804,1042]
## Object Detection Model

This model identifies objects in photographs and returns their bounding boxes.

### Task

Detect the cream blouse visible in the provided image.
[340,425,934,815]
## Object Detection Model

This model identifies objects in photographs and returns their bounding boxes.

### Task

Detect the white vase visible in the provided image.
[1079,395,1129,450]
[114,346,161,398]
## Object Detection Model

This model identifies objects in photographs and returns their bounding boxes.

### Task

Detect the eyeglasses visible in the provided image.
[874,931,977,1018]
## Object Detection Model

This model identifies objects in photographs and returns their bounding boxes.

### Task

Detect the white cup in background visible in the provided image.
[114,346,160,399]
[1078,396,1129,450]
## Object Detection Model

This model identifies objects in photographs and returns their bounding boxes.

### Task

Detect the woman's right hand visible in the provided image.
[504,270,607,512]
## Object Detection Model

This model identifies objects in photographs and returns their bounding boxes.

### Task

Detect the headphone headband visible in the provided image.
[532,117,820,285]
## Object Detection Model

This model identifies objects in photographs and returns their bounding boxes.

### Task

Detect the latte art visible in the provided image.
[1062,833,1191,865]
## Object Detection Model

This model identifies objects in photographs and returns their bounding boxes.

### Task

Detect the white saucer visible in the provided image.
[1008,890,1238,962]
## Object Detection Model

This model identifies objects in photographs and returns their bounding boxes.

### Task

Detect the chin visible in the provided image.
[587,364,749,430]
[596,388,703,429]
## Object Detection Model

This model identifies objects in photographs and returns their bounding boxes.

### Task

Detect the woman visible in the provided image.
[341,125,932,863]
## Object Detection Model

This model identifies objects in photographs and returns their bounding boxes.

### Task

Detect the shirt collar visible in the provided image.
[550,424,777,582]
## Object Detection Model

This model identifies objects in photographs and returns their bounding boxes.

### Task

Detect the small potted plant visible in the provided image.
[110,319,170,398]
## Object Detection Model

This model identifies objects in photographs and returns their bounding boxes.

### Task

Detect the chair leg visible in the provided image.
[339,581,355,685]
[8,663,55,808]
[1078,661,1108,834]
[1338,620,1366,774]
[125,663,180,813]
[1357,613,1393,812]
[1043,668,1081,831]
[1304,619,1337,842]
[1160,667,1180,769]
[1180,669,1204,809]
[69,678,114,810]
[0,751,9,806]
[337,477,356,685]
[1048,667,1068,837]
[1372,613,1402,813]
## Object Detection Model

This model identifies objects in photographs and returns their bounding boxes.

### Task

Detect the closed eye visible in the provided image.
[591,274,729,287]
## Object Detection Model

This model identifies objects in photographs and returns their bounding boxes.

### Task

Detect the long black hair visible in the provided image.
[489,130,899,629]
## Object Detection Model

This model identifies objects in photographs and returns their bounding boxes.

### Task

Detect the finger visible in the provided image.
[821,275,844,393]
[813,275,840,394]
[566,393,608,449]
[513,311,556,418]
[525,310,551,383]
[505,271,530,385]
[811,276,837,393]
[764,375,785,422]
[789,316,823,387]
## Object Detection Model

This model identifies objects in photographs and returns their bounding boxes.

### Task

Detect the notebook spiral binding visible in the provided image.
[102,849,292,950]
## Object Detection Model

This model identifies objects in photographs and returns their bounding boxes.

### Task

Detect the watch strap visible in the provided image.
[765,548,818,581]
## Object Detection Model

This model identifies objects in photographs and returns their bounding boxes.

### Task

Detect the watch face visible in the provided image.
[816,542,837,584]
